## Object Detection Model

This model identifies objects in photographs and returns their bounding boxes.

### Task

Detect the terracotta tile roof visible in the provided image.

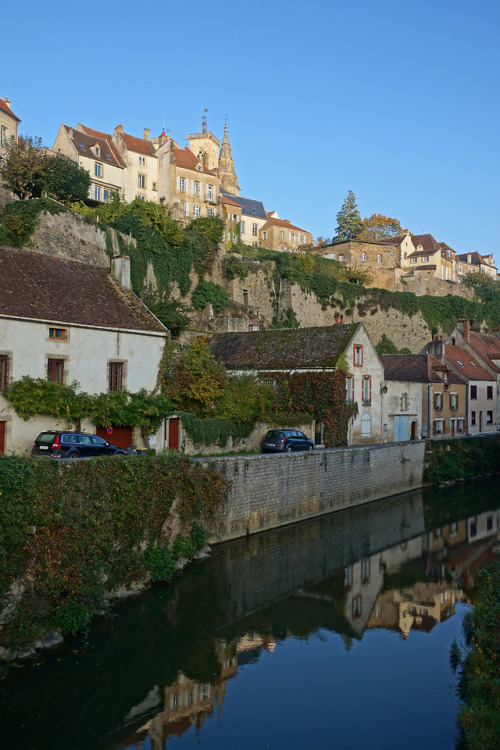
[381,354,466,384]
[77,124,126,166]
[0,246,167,334]
[172,147,214,174]
[467,331,500,373]
[445,344,495,381]
[221,195,242,207]
[410,234,442,252]
[0,97,20,122]
[456,251,497,270]
[119,131,157,158]
[210,324,359,370]
[413,264,437,270]
[65,126,125,168]
[260,217,309,234]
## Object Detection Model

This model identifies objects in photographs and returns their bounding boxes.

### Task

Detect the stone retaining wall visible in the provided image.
[203,440,426,542]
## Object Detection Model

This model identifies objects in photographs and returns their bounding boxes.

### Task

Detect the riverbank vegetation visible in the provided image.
[0,453,228,651]
[451,560,500,749]
[423,435,500,486]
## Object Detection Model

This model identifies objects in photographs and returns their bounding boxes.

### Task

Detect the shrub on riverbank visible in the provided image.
[0,454,228,649]
[423,435,500,485]
[451,560,500,749]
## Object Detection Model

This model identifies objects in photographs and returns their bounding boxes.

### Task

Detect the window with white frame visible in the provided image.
[434,392,443,411]
[450,393,458,410]
[95,163,102,177]
[178,177,185,192]
[138,174,146,189]
[262,231,267,240]
[207,207,214,217]
[457,418,464,433]
[434,418,444,434]
[252,223,258,236]
[361,252,367,262]
[206,184,214,200]
[240,220,245,233]
[377,254,382,264]
[362,376,371,405]
[290,232,295,241]
[299,235,304,243]
[139,156,146,166]
[193,204,200,218]
[280,231,284,239]
[103,189,110,202]
[346,376,354,403]
[93,185,101,201]
[0,125,6,146]
[193,181,200,195]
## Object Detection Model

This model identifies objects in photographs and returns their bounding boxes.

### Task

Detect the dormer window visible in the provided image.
[196,163,202,171]
[95,145,100,157]
[139,156,146,166]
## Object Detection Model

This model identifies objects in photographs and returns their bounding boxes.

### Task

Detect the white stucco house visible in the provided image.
[0,247,169,456]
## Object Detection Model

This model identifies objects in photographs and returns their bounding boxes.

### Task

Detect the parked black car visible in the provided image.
[262,429,314,453]
[31,431,127,459]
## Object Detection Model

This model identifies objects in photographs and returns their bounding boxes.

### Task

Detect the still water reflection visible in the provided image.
[1,479,498,750]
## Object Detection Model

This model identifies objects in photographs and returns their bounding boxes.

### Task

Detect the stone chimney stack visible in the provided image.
[463,319,470,342]
[144,128,150,140]
[4,97,11,109]
[427,339,445,359]
[114,123,124,136]
[111,255,131,291]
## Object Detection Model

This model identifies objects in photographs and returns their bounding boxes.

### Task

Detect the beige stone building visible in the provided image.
[52,123,125,203]
[258,211,313,253]
[455,251,498,279]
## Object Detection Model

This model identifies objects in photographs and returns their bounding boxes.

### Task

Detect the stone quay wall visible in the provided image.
[203,440,426,543]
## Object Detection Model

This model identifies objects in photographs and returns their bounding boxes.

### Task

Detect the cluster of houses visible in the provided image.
[208,319,500,447]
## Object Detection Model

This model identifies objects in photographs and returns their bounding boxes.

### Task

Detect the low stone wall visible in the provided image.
[203,440,426,542]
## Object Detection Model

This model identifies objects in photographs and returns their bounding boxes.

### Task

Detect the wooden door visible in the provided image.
[168,417,180,451]
[0,422,5,454]
[96,426,133,449]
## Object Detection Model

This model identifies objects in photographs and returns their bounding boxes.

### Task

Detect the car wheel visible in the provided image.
[308,445,313,451]
[286,445,293,453]
[67,451,79,459]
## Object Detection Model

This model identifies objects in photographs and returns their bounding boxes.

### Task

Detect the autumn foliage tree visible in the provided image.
[164,337,227,417]
[358,213,403,240]
[0,135,46,200]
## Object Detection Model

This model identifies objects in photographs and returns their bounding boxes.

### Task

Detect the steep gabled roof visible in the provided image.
[220,190,267,220]
[0,97,20,122]
[0,246,166,334]
[261,216,309,234]
[119,131,157,158]
[172,146,215,174]
[64,125,125,168]
[445,344,495,381]
[410,234,442,253]
[210,324,359,370]
[221,194,242,207]
[456,251,497,270]
[381,354,465,384]
[77,124,125,166]
[467,331,500,373]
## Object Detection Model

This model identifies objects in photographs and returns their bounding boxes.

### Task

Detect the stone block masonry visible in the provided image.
[203,441,426,542]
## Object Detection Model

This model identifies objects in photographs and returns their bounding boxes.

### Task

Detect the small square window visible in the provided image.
[49,328,67,340]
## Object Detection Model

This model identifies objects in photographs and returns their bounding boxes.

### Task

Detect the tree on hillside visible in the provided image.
[334,191,362,241]
[164,337,227,416]
[358,213,403,240]
[43,153,91,204]
[0,135,46,200]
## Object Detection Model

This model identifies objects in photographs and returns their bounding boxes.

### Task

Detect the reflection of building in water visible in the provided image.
[123,640,237,748]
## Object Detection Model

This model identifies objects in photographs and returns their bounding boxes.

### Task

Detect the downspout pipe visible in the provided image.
[427,383,432,439]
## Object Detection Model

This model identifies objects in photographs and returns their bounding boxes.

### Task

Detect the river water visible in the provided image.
[1,478,498,750]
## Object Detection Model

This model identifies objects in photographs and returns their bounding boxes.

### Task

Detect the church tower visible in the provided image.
[218,124,240,196]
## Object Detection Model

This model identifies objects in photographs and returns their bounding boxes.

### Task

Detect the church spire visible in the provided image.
[218,123,239,195]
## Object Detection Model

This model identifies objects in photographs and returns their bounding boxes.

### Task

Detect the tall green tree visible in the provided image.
[334,190,362,241]
[0,135,45,200]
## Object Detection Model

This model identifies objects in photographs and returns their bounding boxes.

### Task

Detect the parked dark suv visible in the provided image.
[32,431,127,459]
[262,429,314,453]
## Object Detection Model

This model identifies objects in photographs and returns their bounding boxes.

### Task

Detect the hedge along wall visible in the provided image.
[0,454,228,651]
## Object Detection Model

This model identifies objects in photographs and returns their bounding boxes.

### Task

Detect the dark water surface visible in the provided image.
[1,478,499,750]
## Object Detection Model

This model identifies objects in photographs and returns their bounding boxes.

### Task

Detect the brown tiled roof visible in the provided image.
[0,97,20,122]
[374,234,408,245]
[210,324,359,370]
[260,217,309,234]
[119,131,157,157]
[456,251,497,269]
[65,126,125,168]
[410,234,442,253]
[0,246,166,334]
[172,147,214,174]
[381,354,465,384]
[77,124,126,166]
[221,195,242,207]
[414,264,437,270]
[467,331,500,373]
[445,345,495,381]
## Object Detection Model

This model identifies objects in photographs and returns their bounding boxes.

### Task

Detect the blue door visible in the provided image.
[394,416,409,442]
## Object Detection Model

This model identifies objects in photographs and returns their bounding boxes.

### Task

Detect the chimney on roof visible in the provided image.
[111,255,131,291]
[114,124,123,135]
[4,97,11,109]
[467,253,471,264]
[427,339,445,360]
[144,128,150,141]
[463,319,470,342]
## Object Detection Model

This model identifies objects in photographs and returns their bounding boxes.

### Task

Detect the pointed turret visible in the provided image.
[218,124,240,195]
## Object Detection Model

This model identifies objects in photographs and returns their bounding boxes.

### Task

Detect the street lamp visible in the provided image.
[380,381,388,443]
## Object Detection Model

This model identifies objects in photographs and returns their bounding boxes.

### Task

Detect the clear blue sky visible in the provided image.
[2,0,499,265]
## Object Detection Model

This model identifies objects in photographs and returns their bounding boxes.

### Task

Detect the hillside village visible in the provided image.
[1,95,500,457]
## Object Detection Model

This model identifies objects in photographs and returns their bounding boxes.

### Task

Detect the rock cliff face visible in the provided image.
[19,209,474,352]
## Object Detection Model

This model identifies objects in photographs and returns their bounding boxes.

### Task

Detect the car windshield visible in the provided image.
[266,431,283,439]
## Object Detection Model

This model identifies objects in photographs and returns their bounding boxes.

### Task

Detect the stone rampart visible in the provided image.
[203,440,426,542]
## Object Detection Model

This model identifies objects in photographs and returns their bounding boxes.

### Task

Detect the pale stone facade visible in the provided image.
[258,211,313,253]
